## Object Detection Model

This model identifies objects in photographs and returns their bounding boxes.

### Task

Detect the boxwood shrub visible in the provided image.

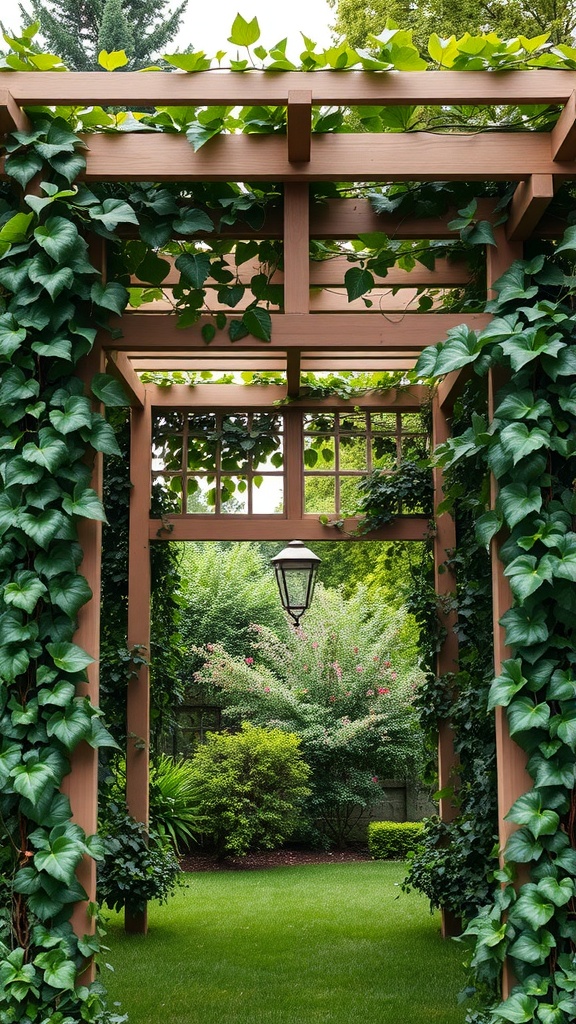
[368,821,424,859]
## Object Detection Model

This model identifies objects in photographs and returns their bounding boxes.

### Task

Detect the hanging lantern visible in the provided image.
[271,540,321,628]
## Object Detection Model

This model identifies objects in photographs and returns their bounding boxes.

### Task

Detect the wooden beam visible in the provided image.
[131,287,447,314]
[5,69,576,107]
[0,88,31,134]
[133,357,418,371]
[12,131,572,184]
[437,367,474,412]
[146,382,428,410]
[552,90,576,160]
[106,350,146,408]
[287,89,312,163]
[506,174,554,241]
[149,515,430,542]
[109,311,491,352]
[286,350,301,396]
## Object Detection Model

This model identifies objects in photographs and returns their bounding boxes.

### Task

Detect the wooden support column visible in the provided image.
[283,182,309,396]
[487,229,533,1000]
[551,90,576,160]
[125,393,152,935]
[287,89,312,164]
[506,174,554,241]
[62,340,105,979]
[0,88,31,134]
[432,392,461,938]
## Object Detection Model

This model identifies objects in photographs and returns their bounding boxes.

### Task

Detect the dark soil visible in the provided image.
[180,848,372,872]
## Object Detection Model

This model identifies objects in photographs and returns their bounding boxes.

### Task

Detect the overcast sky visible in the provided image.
[1,0,335,59]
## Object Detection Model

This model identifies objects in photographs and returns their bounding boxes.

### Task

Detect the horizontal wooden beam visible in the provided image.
[106,350,146,407]
[109,311,490,351]
[437,366,474,411]
[506,174,554,241]
[0,88,31,134]
[146,382,428,409]
[133,357,418,371]
[129,287,445,313]
[287,89,312,163]
[5,70,576,107]
[4,133,572,185]
[552,90,576,160]
[149,515,430,542]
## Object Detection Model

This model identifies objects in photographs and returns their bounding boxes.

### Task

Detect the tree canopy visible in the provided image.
[17,0,188,69]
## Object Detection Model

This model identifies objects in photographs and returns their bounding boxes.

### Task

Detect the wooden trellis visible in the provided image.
[4,67,575,996]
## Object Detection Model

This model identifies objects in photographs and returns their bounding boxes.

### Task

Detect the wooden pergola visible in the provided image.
[4,67,573,992]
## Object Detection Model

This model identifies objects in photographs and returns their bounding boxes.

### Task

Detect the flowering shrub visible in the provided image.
[193,585,425,846]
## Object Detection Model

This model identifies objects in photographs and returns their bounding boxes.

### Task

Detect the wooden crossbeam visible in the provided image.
[149,516,430,543]
[106,351,146,407]
[12,132,575,184]
[0,88,31,134]
[552,90,576,160]
[5,69,576,107]
[109,311,490,351]
[506,174,555,241]
[287,90,312,163]
[146,382,428,409]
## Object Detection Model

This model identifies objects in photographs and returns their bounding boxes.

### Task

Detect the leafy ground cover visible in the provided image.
[102,861,467,1024]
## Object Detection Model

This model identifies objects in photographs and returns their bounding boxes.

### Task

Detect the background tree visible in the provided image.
[328,0,576,50]
[17,0,187,69]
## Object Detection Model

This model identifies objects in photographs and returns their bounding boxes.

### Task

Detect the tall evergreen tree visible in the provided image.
[17,0,187,69]
[329,0,576,50]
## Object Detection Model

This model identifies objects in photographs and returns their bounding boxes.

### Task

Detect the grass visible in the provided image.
[102,861,468,1024]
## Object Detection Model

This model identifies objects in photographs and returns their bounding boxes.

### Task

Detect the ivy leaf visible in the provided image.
[507,697,550,736]
[37,681,76,707]
[474,510,502,548]
[90,281,129,315]
[551,709,576,749]
[172,209,214,235]
[543,534,576,583]
[22,431,69,472]
[35,541,82,580]
[33,948,76,990]
[87,415,121,455]
[496,390,551,422]
[500,604,549,648]
[228,13,260,45]
[492,992,538,1022]
[46,701,92,750]
[18,509,67,549]
[0,314,26,360]
[4,149,43,187]
[504,554,553,601]
[4,570,47,614]
[62,486,107,521]
[538,876,573,907]
[98,48,129,71]
[0,741,23,787]
[28,254,74,301]
[10,762,55,802]
[175,251,211,289]
[89,198,138,229]
[242,307,272,342]
[344,267,374,301]
[47,641,94,673]
[513,883,555,928]
[499,423,550,466]
[504,828,543,863]
[433,325,485,374]
[500,329,565,371]
[90,372,129,407]
[49,395,93,434]
[34,835,84,884]
[34,217,79,262]
[506,791,560,838]
[488,660,527,709]
[508,928,556,965]
[498,483,542,529]
[48,574,92,617]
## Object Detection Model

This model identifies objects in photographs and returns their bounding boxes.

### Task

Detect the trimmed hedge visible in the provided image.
[368,821,424,859]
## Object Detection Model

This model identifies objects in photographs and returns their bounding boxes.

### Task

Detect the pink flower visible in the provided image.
[378,687,390,695]
[245,657,254,665]
[356,665,363,673]
[366,689,374,697]
[353,646,359,654]
[263,686,271,693]
[329,695,336,702]
[206,643,214,651]
[383,660,391,668]
[373,656,379,662]
[391,672,397,680]
[372,776,379,784]
[312,642,319,649]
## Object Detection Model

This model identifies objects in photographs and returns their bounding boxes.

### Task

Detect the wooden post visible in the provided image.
[487,229,533,1000]
[283,182,309,396]
[125,393,152,934]
[432,392,461,938]
[62,340,105,980]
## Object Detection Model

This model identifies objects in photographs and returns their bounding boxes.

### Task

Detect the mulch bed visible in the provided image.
[180,848,372,872]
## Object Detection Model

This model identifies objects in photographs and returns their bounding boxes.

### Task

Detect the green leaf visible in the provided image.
[37,681,76,707]
[4,570,47,614]
[34,835,83,884]
[344,267,374,301]
[504,554,553,601]
[508,928,556,965]
[90,280,129,315]
[496,390,552,422]
[28,254,74,301]
[228,13,260,46]
[11,762,55,802]
[62,486,107,521]
[499,423,550,466]
[47,641,94,673]
[504,828,543,863]
[493,992,538,1022]
[552,708,576,749]
[556,225,576,253]
[242,306,272,342]
[90,372,129,407]
[507,697,550,736]
[175,251,211,288]
[545,534,576,583]
[501,329,565,371]
[34,217,79,261]
[489,660,528,709]
[33,948,76,990]
[87,415,121,455]
[48,574,92,617]
[499,483,542,529]
[98,48,129,70]
[538,876,573,907]
[500,604,549,648]
[22,430,68,472]
[19,509,67,549]
[49,395,93,435]
[513,884,555,928]
[46,701,92,750]
[4,149,43,187]
[506,791,560,838]
[0,741,23,787]
[172,208,214,235]
[89,198,138,230]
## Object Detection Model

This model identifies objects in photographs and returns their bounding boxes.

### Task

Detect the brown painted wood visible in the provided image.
[150,515,430,542]
[17,131,575,183]
[126,399,152,935]
[146,382,428,410]
[283,182,309,396]
[6,69,576,106]
[552,90,576,160]
[437,367,474,412]
[106,351,146,407]
[133,286,445,313]
[287,90,312,163]
[284,408,304,520]
[134,356,418,371]
[110,311,491,351]
[0,88,31,133]
[506,174,555,241]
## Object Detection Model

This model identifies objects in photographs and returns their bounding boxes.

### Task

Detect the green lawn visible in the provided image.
[102,861,468,1024]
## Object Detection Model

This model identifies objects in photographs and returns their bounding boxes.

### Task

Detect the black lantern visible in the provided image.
[271,540,321,628]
